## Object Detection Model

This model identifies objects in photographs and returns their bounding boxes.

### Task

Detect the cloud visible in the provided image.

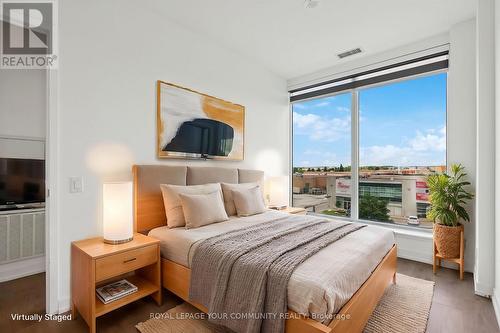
[293,112,350,142]
[295,149,351,167]
[293,112,320,128]
[360,126,446,166]
[360,145,413,166]
[408,126,446,152]
[304,149,328,156]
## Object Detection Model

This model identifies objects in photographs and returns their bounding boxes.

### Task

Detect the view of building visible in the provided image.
[292,166,445,228]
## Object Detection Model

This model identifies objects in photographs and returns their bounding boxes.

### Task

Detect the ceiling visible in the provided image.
[147,0,476,79]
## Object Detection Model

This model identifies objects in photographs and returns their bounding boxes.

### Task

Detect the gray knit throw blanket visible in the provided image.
[189,214,365,333]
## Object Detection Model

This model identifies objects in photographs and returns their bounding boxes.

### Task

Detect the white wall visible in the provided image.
[0,70,46,139]
[0,69,46,159]
[494,0,500,322]
[288,33,449,90]
[448,19,476,274]
[288,23,478,273]
[54,0,289,311]
[475,0,496,297]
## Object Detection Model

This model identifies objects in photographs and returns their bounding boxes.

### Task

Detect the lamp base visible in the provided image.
[103,236,133,245]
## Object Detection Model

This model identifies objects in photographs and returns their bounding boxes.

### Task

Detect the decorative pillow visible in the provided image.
[178,191,229,229]
[231,186,267,217]
[221,182,260,216]
[160,183,221,228]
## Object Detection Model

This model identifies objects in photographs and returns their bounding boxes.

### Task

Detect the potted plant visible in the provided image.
[427,164,473,259]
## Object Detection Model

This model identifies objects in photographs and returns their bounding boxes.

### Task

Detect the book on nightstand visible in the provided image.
[96,279,138,304]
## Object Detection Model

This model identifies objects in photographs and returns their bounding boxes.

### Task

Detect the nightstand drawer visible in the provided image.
[95,244,157,282]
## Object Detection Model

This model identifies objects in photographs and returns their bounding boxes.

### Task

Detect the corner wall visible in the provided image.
[448,19,476,274]
[493,0,500,323]
[54,0,289,311]
[476,0,496,297]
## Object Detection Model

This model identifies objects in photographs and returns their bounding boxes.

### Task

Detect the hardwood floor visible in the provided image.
[0,258,498,332]
[397,258,500,333]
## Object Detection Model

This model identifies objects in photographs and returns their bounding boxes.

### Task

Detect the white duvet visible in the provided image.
[149,210,394,323]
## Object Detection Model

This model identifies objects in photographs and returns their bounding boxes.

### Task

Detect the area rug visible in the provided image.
[363,274,434,333]
[136,273,434,333]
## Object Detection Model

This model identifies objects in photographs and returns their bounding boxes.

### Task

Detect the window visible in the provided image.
[358,74,446,228]
[292,93,352,217]
[291,53,447,229]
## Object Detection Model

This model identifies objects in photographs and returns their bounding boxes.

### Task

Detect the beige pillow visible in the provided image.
[178,191,229,229]
[160,183,221,228]
[231,186,267,217]
[221,182,259,216]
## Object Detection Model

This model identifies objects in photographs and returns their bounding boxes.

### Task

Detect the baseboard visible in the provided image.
[397,248,433,264]
[492,289,500,329]
[394,231,472,272]
[475,280,493,297]
[58,296,71,314]
[0,256,45,282]
[394,232,433,264]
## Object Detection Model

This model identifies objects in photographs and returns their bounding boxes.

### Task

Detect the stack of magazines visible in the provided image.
[96,279,138,304]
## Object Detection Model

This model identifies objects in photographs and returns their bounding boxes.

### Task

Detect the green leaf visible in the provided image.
[427,163,474,226]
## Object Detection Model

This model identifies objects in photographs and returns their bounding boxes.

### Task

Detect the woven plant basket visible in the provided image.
[433,223,463,259]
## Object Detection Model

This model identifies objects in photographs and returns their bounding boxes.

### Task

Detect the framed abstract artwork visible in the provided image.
[156,81,245,160]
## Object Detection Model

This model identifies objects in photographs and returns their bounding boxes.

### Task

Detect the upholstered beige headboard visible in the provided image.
[132,165,264,233]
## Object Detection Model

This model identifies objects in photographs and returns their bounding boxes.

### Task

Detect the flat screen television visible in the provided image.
[0,158,45,208]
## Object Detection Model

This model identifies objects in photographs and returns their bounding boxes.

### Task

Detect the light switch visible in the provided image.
[69,177,83,193]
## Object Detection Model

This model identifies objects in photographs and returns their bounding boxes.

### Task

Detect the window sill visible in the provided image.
[309,212,433,239]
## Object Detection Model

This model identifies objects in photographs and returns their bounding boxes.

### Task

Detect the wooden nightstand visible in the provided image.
[279,207,307,215]
[71,233,162,333]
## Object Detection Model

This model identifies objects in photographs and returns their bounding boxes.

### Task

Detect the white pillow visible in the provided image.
[231,186,267,217]
[178,191,229,229]
[160,183,221,228]
[221,182,260,216]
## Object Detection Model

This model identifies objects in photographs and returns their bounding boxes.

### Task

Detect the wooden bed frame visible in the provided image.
[132,165,397,333]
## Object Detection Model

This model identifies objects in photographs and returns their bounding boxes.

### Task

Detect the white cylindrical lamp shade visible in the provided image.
[103,182,133,244]
[266,176,289,207]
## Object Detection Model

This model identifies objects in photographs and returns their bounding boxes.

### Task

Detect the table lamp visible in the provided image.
[102,182,133,244]
[265,176,288,209]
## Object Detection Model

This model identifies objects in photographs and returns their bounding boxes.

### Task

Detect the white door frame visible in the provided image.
[45,68,59,314]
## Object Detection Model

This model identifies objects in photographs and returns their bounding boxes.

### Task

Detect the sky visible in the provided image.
[293,73,447,168]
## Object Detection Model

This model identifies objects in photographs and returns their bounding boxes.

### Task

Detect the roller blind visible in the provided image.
[289,51,449,102]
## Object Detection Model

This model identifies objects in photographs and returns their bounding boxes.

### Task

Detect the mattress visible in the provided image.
[148,210,395,323]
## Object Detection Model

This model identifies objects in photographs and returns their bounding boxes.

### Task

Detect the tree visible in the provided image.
[293,167,304,174]
[339,163,344,172]
[359,194,391,222]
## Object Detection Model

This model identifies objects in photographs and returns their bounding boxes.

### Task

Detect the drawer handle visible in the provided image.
[123,258,137,263]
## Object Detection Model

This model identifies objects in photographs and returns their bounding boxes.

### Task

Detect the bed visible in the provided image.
[133,165,397,333]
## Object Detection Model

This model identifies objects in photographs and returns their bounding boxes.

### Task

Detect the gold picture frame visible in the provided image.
[156,81,245,160]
